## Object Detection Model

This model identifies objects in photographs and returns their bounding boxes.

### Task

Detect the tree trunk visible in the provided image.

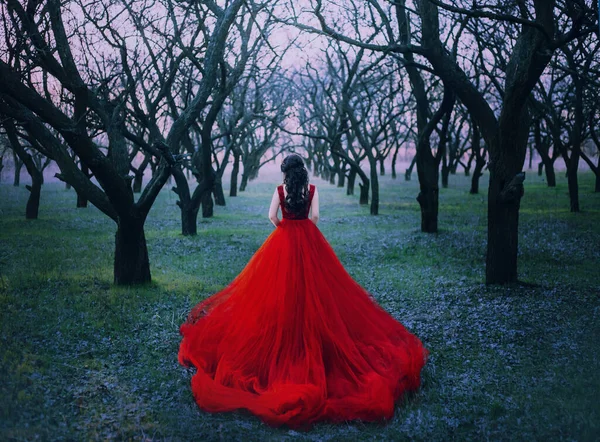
[347,168,356,195]
[213,178,226,206]
[543,159,556,187]
[469,123,484,195]
[132,154,151,194]
[416,150,439,233]
[181,205,199,236]
[414,84,454,233]
[230,152,240,197]
[76,190,88,208]
[358,181,369,205]
[470,171,480,194]
[534,120,556,187]
[379,158,385,176]
[566,160,579,212]
[76,163,89,208]
[24,171,42,219]
[337,167,345,188]
[391,145,400,179]
[133,170,144,193]
[114,218,151,285]
[441,154,450,188]
[5,122,42,218]
[485,119,527,284]
[595,173,600,193]
[405,155,416,181]
[329,168,336,184]
[470,157,485,195]
[464,152,474,176]
[369,158,379,215]
[172,167,197,236]
[13,153,22,186]
[416,187,438,233]
[202,191,214,218]
[485,170,524,284]
[239,172,248,192]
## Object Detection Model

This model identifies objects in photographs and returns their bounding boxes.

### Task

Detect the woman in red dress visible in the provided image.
[178,154,428,429]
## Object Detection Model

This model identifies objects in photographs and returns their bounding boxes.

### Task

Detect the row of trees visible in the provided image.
[1,0,598,286]
[285,0,599,283]
[0,0,293,283]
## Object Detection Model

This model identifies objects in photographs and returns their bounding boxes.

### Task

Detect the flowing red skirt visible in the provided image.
[178,218,428,429]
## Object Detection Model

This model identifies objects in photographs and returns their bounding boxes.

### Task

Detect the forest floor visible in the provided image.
[1,171,599,441]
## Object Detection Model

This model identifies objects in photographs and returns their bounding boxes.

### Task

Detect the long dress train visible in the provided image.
[178,184,428,429]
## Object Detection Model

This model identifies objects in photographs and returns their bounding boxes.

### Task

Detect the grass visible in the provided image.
[0,169,599,441]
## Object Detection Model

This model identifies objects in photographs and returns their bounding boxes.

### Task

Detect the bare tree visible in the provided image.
[284,0,597,283]
[0,0,248,283]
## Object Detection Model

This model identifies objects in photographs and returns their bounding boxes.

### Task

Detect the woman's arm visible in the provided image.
[310,186,320,225]
[268,188,280,227]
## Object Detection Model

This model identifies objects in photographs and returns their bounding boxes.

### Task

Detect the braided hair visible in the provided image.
[281,154,309,216]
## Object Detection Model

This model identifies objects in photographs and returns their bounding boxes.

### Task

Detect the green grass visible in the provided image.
[1,170,599,441]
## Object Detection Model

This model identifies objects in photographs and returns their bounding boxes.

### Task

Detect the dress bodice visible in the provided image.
[278,184,315,220]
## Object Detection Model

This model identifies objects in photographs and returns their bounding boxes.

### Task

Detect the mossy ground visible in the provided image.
[1,170,599,441]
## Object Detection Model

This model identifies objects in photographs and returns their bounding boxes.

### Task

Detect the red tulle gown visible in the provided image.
[178,184,428,429]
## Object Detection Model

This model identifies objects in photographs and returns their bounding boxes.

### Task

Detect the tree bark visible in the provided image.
[338,166,346,187]
[369,157,379,215]
[533,119,556,187]
[213,177,226,206]
[24,174,42,219]
[172,167,198,235]
[415,85,454,232]
[543,159,556,187]
[416,150,439,232]
[347,168,356,195]
[567,166,580,212]
[181,205,199,236]
[13,151,22,186]
[5,121,43,219]
[239,172,248,192]
[202,190,214,218]
[441,153,450,188]
[76,163,89,208]
[469,165,482,194]
[405,155,416,181]
[133,171,143,193]
[470,156,486,194]
[469,121,485,194]
[359,180,369,205]
[485,171,525,284]
[464,152,474,176]
[114,217,151,285]
[230,151,240,196]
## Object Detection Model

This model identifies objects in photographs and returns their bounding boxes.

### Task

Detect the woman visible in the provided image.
[178,154,428,429]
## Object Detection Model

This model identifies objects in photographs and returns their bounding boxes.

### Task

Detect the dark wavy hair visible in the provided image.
[281,154,309,216]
